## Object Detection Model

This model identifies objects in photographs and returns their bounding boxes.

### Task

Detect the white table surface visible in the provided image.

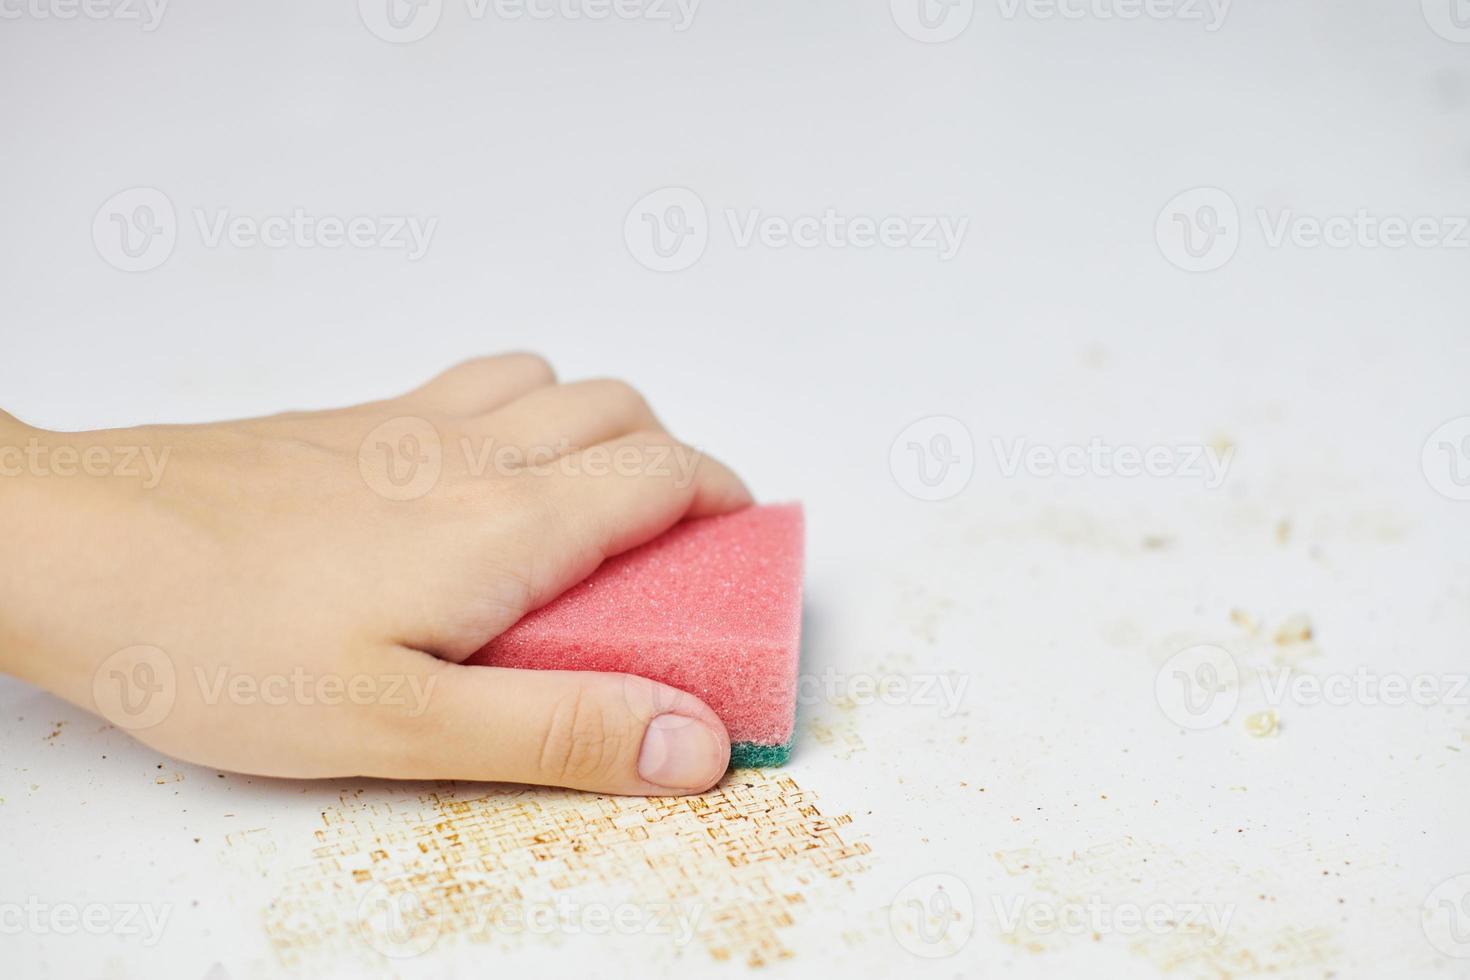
[3,2,1469,977]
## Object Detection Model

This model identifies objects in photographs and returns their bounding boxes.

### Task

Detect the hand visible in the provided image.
[0,354,751,795]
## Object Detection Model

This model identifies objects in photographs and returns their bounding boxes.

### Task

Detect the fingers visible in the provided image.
[355,650,730,795]
[400,353,556,417]
[474,379,663,456]
[392,430,752,663]
[545,430,753,561]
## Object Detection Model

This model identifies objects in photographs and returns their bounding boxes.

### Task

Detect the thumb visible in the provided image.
[358,651,731,795]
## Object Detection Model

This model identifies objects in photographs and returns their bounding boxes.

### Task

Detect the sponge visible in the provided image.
[467,503,804,767]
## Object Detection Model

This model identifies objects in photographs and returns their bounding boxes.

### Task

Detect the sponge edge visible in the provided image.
[730,740,792,768]
[467,503,805,763]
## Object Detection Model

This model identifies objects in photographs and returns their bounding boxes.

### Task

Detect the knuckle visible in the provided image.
[538,682,633,783]
[439,358,492,384]
[627,427,677,449]
[505,352,556,385]
[592,379,654,422]
[468,557,540,634]
[621,674,675,717]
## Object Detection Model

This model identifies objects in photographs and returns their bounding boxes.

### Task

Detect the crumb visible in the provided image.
[1230,608,1260,634]
[1244,710,1280,738]
[1273,614,1313,645]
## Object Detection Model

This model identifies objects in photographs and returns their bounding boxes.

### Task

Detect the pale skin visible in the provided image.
[0,354,750,795]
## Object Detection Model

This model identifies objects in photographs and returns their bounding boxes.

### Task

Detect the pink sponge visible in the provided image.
[467,503,804,766]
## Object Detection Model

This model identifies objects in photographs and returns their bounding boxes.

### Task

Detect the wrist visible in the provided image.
[0,419,87,686]
[0,417,42,677]
[0,419,179,695]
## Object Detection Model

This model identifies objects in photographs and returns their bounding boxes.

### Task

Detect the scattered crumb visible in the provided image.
[1274,614,1314,646]
[1230,608,1260,634]
[1245,710,1280,738]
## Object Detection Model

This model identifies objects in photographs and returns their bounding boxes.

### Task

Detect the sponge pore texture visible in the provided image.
[467,503,804,763]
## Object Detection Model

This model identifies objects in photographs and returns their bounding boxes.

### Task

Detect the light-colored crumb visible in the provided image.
[1245,710,1280,738]
[1274,614,1313,646]
[1230,608,1260,634]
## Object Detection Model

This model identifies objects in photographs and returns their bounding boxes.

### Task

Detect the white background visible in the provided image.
[3,1,1470,977]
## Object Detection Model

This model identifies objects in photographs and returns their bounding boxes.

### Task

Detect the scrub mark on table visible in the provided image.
[255,770,869,969]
